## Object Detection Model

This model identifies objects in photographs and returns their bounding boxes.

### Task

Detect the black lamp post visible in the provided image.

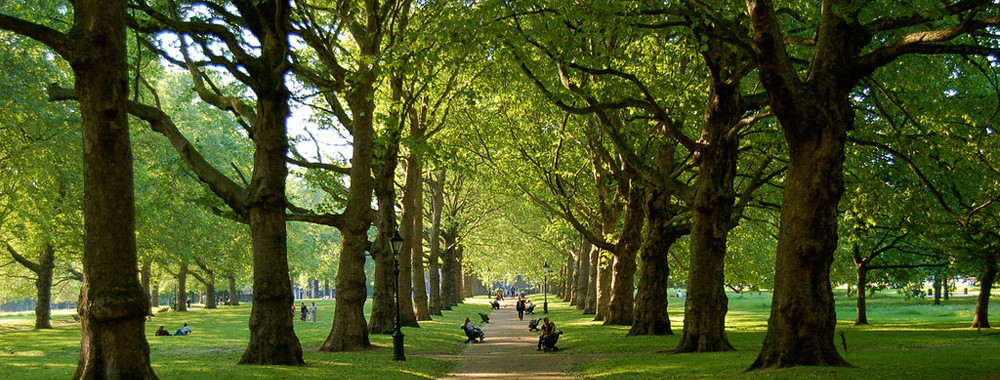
[390,230,406,361]
[542,262,550,314]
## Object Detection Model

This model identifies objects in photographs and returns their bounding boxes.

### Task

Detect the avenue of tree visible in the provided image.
[1,0,999,378]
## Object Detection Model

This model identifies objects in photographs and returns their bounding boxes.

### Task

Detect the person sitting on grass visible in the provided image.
[155,326,170,336]
[460,317,485,343]
[174,323,192,336]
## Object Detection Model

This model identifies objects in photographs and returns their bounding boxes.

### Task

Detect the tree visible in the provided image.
[129,0,303,365]
[744,0,1000,369]
[0,0,157,377]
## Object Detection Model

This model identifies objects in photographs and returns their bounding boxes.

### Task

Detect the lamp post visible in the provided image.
[542,262,550,314]
[390,231,406,361]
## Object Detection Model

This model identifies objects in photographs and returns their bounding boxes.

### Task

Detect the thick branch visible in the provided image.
[4,241,40,273]
[49,84,249,215]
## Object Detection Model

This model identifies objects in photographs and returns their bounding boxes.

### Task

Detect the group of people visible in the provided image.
[514,297,536,320]
[155,323,192,336]
[459,310,560,351]
[296,302,318,323]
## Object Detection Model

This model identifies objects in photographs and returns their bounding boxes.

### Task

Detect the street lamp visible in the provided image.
[542,262,550,314]
[390,230,406,361]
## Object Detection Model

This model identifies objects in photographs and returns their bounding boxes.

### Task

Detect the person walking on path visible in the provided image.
[516,297,526,320]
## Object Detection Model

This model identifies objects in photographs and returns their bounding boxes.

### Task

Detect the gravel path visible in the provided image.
[437,298,577,379]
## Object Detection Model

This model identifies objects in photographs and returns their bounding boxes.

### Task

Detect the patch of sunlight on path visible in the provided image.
[435,297,576,379]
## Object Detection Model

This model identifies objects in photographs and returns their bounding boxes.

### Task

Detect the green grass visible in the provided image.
[1,293,998,379]
[0,298,491,379]
[559,292,1000,379]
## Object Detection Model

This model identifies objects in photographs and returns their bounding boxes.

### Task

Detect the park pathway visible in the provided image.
[438,297,575,379]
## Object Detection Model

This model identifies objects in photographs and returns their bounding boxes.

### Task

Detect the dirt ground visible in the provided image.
[434,298,581,379]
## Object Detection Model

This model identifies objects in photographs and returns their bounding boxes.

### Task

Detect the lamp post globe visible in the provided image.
[390,230,406,361]
[542,262,550,314]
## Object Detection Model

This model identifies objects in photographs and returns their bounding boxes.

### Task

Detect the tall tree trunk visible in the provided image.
[428,171,445,315]
[748,119,850,368]
[323,61,377,351]
[396,171,419,327]
[855,265,868,325]
[71,2,155,376]
[605,185,642,326]
[141,258,151,316]
[564,253,575,303]
[595,253,612,321]
[573,237,590,310]
[972,251,998,328]
[32,244,55,329]
[176,262,188,312]
[455,244,465,304]
[630,188,676,336]
[369,111,405,334]
[408,124,430,321]
[932,274,942,305]
[151,284,159,310]
[583,244,599,314]
[369,174,400,334]
[440,245,454,310]
[676,63,740,352]
[746,0,854,369]
[204,271,217,309]
[227,276,240,306]
[237,74,305,362]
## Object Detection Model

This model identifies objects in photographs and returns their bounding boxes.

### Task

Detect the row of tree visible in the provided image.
[2,0,1000,378]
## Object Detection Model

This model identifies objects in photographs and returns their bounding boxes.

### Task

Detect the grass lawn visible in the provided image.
[1,292,998,379]
[0,298,484,379]
[557,291,1000,379]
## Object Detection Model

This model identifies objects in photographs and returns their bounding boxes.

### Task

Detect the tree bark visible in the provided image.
[630,188,676,336]
[428,171,445,315]
[676,58,741,351]
[322,50,377,351]
[408,123,431,321]
[151,284,159,310]
[605,184,642,326]
[932,274,942,305]
[595,252,612,321]
[564,252,575,302]
[855,265,868,325]
[31,244,55,329]
[583,243,599,314]
[227,276,240,306]
[176,261,188,312]
[69,2,156,376]
[455,244,465,303]
[972,251,997,328]
[573,237,590,310]
[441,231,457,308]
[396,166,419,327]
[368,102,405,334]
[369,170,400,334]
[140,258,151,316]
[746,0,854,369]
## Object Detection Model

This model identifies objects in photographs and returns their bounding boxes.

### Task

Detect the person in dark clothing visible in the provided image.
[300,302,308,321]
[515,298,526,320]
[537,317,555,351]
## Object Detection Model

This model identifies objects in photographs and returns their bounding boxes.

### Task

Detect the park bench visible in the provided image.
[478,312,490,324]
[71,314,80,322]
